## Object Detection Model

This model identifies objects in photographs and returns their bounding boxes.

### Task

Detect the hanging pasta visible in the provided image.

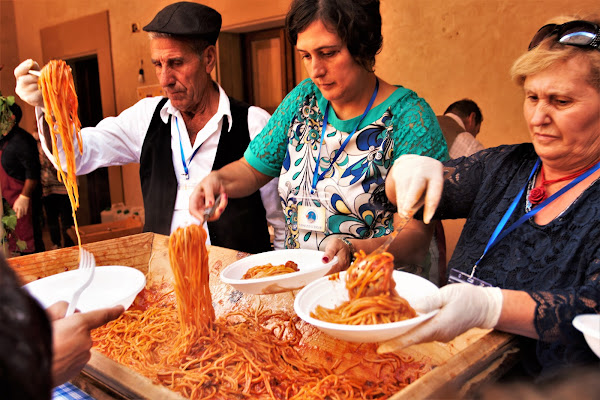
[38,60,83,247]
[168,224,214,331]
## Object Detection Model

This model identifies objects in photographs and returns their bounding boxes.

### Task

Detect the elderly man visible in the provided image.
[14,2,284,253]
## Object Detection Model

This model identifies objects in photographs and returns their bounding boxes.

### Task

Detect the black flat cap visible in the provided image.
[143,1,222,44]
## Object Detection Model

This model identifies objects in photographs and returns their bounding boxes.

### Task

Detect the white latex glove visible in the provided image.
[378,283,503,353]
[14,59,44,107]
[385,154,445,224]
[13,194,30,219]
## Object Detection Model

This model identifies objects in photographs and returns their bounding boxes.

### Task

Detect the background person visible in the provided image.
[13,1,284,254]
[190,0,448,272]
[0,101,44,255]
[382,16,600,379]
[437,98,485,159]
[38,138,75,249]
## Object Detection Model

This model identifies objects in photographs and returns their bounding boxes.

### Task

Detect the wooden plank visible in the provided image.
[10,232,155,284]
[79,351,186,400]
[389,331,520,399]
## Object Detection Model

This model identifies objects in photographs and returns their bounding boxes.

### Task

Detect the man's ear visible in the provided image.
[204,45,217,74]
[464,112,475,131]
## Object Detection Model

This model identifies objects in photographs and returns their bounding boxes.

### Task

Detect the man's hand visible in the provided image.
[378,283,503,353]
[47,302,124,386]
[14,59,44,107]
[13,194,30,219]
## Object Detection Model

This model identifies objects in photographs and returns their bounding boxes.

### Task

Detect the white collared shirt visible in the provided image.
[37,84,285,248]
[444,113,485,159]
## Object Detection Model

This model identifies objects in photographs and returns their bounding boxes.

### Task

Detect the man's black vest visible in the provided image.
[139,97,272,253]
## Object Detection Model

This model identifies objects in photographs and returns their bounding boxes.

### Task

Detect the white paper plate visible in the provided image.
[294,270,439,343]
[220,249,337,295]
[24,265,146,312]
[573,314,600,358]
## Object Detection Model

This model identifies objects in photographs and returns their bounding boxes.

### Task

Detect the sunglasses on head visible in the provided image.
[528,20,600,51]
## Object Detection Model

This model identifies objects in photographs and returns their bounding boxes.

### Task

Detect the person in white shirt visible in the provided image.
[437,99,485,159]
[14,2,284,253]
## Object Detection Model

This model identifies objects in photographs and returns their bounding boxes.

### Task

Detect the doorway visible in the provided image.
[217,26,306,114]
[40,10,121,225]
[67,55,111,225]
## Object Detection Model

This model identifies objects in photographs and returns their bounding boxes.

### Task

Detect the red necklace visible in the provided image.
[528,163,597,205]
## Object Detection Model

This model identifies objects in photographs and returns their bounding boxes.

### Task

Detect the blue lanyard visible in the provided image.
[175,116,201,180]
[471,157,600,277]
[311,78,379,191]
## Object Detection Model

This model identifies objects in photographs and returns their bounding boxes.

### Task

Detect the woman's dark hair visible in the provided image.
[8,102,22,125]
[286,0,383,72]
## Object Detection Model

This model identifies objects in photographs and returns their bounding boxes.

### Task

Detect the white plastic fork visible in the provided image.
[64,248,96,317]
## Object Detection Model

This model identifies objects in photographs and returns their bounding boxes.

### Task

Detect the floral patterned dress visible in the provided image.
[245,79,447,251]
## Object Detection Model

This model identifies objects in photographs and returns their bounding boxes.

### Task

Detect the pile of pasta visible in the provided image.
[92,225,429,399]
[38,60,83,246]
[311,250,417,325]
[242,260,299,279]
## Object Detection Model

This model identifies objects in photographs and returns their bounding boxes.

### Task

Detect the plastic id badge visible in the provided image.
[296,192,331,233]
[298,204,326,232]
[448,268,493,287]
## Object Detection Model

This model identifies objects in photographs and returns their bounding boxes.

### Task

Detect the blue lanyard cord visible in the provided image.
[472,157,600,275]
[311,78,380,191]
[175,116,202,179]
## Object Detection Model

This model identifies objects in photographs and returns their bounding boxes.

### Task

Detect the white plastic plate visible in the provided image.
[573,314,600,358]
[24,265,146,312]
[294,270,439,343]
[220,249,337,295]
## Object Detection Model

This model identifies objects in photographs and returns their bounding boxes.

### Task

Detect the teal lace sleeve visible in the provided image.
[245,79,315,177]
[389,91,448,162]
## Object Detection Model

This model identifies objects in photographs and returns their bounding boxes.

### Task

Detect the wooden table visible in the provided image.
[10,232,520,399]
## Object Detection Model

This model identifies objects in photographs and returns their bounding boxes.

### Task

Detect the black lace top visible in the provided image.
[438,143,599,376]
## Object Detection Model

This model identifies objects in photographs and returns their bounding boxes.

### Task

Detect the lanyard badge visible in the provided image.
[299,79,379,234]
[297,196,328,232]
[448,157,600,286]
[175,116,201,180]
[310,79,379,192]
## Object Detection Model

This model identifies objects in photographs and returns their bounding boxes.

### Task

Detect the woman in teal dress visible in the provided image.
[190,0,447,272]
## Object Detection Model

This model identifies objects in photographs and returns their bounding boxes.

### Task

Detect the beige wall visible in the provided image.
[4,0,599,255]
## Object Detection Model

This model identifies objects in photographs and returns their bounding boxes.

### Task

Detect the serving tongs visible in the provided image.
[369,168,451,256]
[370,209,417,256]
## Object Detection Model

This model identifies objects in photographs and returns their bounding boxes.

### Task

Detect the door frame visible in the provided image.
[40,10,124,206]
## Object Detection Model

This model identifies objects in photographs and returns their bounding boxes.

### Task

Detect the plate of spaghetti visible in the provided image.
[25,265,146,312]
[294,250,439,343]
[220,249,337,294]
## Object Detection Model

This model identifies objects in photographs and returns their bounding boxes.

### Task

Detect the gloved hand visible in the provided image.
[14,59,44,107]
[378,283,503,353]
[13,194,30,219]
[385,154,445,224]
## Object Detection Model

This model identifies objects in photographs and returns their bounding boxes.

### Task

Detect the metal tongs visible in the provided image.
[203,193,222,219]
[370,168,451,256]
[370,209,417,256]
